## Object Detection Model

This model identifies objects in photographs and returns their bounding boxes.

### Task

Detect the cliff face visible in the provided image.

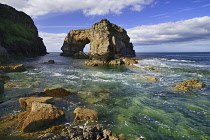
[61,19,135,59]
[0,3,47,58]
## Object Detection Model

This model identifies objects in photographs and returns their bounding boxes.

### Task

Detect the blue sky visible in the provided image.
[1,0,210,52]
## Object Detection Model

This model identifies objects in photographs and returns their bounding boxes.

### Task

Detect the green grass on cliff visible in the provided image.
[0,17,36,44]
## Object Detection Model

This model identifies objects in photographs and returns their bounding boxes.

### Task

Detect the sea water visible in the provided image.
[0,52,209,140]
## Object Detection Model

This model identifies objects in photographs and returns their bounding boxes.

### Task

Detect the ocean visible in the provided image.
[0,52,210,140]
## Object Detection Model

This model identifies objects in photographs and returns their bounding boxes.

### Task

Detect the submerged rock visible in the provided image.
[0,64,26,72]
[73,107,98,122]
[17,97,64,132]
[43,88,73,97]
[175,79,205,92]
[134,76,159,82]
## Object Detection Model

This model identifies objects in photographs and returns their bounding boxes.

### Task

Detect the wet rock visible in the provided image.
[17,97,65,133]
[44,60,55,64]
[175,79,205,92]
[43,88,72,97]
[0,64,26,72]
[73,108,98,122]
[84,57,138,67]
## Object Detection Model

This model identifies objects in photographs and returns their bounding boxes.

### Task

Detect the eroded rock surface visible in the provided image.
[61,19,135,59]
[175,79,205,92]
[17,97,64,132]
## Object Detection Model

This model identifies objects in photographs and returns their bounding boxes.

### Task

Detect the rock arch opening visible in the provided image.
[83,43,90,55]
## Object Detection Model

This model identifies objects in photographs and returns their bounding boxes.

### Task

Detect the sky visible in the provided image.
[0,0,210,52]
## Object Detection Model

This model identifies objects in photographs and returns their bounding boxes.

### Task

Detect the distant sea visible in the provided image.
[0,52,210,140]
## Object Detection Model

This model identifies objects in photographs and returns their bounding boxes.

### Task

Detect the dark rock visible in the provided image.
[0,4,47,57]
[43,88,73,97]
[73,51,89,59]
[0,45,8,64]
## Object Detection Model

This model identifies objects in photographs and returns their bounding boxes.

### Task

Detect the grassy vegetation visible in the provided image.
[0,17,36,44]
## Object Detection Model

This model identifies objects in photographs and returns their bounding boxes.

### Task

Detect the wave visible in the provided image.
[159,58,196,62]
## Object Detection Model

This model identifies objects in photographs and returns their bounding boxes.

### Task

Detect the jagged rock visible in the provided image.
[17,97,64,133]
[61,19,135,59]
[0,64,26,72]
[0,4,47,57]
[175,79,205,92]
[73,108,98,122]
[44,60,55,64]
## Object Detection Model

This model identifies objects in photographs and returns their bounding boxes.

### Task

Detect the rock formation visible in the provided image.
[0,3,47,58]
[175,79,205,92]
[17,97,64,132]
[61,19,135,60]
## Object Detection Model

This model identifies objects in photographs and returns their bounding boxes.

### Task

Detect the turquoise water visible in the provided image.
[0,52,210,139]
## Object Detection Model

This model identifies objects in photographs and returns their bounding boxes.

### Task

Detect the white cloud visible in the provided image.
[0,0,154,17]
[127,16,210,45]
[131,5,144,12]
[39,32,66,52]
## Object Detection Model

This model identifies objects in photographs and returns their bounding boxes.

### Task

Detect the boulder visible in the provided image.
[175,79,205,92]
[19,97,55,111]
[17,97,64,133]
[73,107,98,122]
[61,19,135,59]
[0,64,26,72]
[0,4,47,57]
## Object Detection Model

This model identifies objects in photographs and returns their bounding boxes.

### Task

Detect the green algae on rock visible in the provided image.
[0,4,47,57]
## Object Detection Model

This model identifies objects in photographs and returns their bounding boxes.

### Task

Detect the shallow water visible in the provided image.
[0,52,210,139]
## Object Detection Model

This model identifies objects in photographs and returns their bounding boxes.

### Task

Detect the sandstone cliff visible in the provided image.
[61,19,135,59]
[0,3,47,59]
